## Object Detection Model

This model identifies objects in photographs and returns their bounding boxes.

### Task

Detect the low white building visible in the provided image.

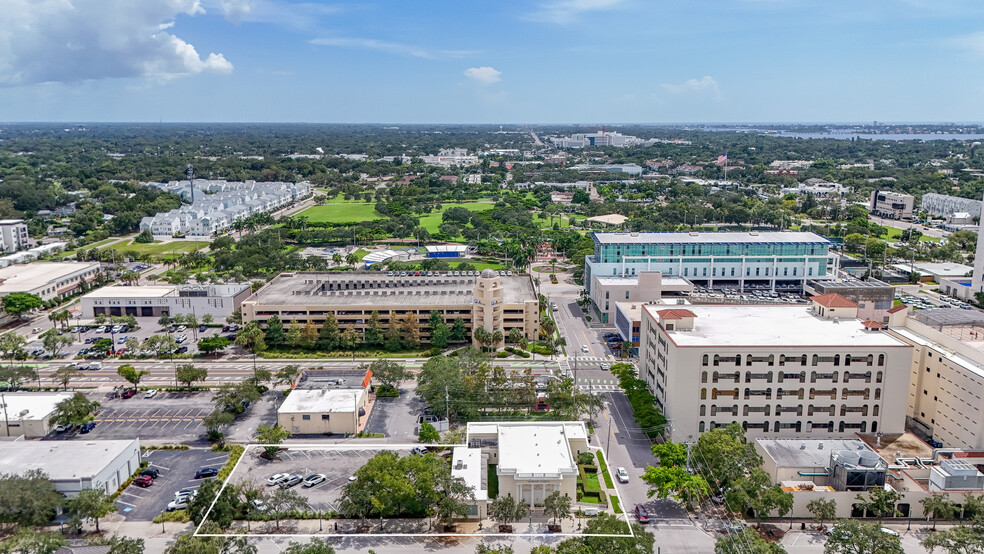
[277,388,368,435]
[870,190,915,219]
[0,439,141,496]
[0,392,73,437]
[640,304,913,442]
[0,262,102,301]
[80,283,251,319]
[455,421,589,510]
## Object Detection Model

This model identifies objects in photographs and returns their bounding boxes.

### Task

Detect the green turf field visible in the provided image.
[112,240,209,255]
[297,203,384,224]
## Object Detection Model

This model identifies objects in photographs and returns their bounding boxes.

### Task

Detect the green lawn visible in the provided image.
[583,470,602,492]
[611,496,623,514]
[880,226,940,243]
[298,203,384,224]
[487,464,499,499]
[111,240,209,256]
[353,248,369,261]
[418,202,495,234]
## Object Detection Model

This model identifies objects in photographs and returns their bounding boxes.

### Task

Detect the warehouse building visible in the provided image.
[0,392,73,437]
[241,270,539,347]
[0,262,102,301]
[0,439,141,497]
[425,245,467,258]
[639,302,913,442]
[80,283,251,319]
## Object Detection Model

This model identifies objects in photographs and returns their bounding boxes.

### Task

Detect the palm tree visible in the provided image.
[332,253,343,266]
[345,252,359,266]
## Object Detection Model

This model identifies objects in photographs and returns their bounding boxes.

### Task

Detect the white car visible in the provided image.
[880,528,900,537]
[144,390,158,399]
[616,467,629,483]
[167,498,189,511]
[302,474,326,488]
[581,345,589,353]
[266,473,290,486]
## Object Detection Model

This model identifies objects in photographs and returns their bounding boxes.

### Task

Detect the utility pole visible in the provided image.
[1,393,8,436]
[445,385,450,422]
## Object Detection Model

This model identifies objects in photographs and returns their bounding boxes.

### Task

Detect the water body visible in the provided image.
[702,127,984,141]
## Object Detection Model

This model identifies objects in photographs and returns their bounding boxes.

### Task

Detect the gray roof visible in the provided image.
[915,308,984,328]
[55,547,111,554]
[592,231,830,245]
[757,438,874,468]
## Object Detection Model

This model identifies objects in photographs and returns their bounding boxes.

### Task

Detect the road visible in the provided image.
[867,214,946,240]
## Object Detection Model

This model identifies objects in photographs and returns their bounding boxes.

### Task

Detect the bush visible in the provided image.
[375,384,399,397]
[141,444,189,451]
[153,510,190,523]
[577,451,595,465]
[496,352,509,358]
[596,450,615,489]
[216,445,245,482]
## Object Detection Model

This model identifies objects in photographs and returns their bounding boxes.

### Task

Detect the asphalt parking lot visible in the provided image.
[363,382,425,441]
[45,391,214,443]
[229,447,434,514]
[116,448,229,521]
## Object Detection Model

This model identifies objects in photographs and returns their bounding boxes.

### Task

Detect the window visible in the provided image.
[701,371,708,383]
[702,355,709,367]
[302,415,311,420]
[321,414,330,420]
[700,388,707,400]
[605,291,610,299]
[625,291,630,299]
[700,405,706,416]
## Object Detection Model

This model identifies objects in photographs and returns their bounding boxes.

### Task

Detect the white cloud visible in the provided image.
[525,0,625,24]
[310,37,475,60]
[952,32,984,57]
[219,0,254,23]
[463,66,502,85]
[0,0,233,86]
[660,76,722,100]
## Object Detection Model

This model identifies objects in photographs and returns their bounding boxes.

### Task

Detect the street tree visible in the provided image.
[543,490,572,526]
[197,336,230,356]
[825,519,903,554]
[854,487,901,525]
[642,465,710,510]
[0,527,67,554]
[175,364,208,390]
[286,321,302,348]
[921,516,984,553]
[275,364,301,387]
[1,292,42,318]
[84,534,145,554]
[0,331,26,365]
[54,365,81,390]
[267,487,308,531]
[40,328,73,358]
[451,317,467,343]
[693,422,763,492]
[116,364,149,388]
[67,488,116,532]
[235,321,266,376]
[807,498,837,529]
[714,527,787,554]
[0,365,38,388]
[554,513,655,554]
[366,359,409,391]
[365,310,383,347]
[282,539,337,554]
[433,468,474,529]
[921,494,958,531]
[50,392,100,428]
[489,494,529,531]
[318,314,339,351]
[652,442,688,467]
[256,424,291,459]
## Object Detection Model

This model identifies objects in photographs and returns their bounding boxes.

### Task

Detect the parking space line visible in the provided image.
[116,500,136,507]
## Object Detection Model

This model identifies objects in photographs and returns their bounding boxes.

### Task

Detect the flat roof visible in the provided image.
[451,447,487,501]
[0,262,100,292]
[586,214,628,225]
[644,304,908,347]
[425,245,467,253]
[892,262,974,276]
[0,440,139,481]
[498,426,574,476]
[0,392,74,421]
[246,272,536,307]
[595,275,692,287]
[83,286,174,299]
[278,388,364,414]
[593,231,830,245]
[757,438,874,468]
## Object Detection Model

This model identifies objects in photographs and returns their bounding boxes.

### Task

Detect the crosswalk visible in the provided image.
[575,377,620,392]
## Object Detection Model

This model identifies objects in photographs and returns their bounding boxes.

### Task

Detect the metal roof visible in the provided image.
[592,231,830,245]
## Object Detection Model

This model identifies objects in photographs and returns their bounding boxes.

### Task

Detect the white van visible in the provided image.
[89,362,102,371]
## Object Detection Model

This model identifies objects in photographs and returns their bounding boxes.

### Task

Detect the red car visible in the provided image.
[121,389,137,399]
[635,505,651,524]
[133,475,154,487]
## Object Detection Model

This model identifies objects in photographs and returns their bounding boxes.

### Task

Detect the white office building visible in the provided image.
[80,283,251,319]
[869,190,915,219]
[920,193,982,219]
[0,439,141,497]
[584,231,836,298]
[0,219,29,253]
[639,302,913,442]
[0,392,73,437]
[0,262,102,301]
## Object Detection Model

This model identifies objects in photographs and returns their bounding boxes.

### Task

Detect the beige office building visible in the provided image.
[0,392,73,437]
[242,270,540,347]
[277,388,369,435]
[639,301,913,442]
[887,309,984,449]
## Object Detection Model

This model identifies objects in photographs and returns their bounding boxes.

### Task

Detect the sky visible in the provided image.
[1,0,984,123]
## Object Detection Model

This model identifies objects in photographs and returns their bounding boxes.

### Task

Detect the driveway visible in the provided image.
[363,381,423,442]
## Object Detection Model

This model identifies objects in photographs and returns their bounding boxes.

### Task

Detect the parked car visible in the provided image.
[410,447,427,456]
[133,475,154,487]
[280,475,304,488]
[144,390,158,399]
[117,336,128,344]
[176,325,187,332]
[140,468,160,479]
[175,346,188,354]
[175,488,197,501]
[302,474,326,488]
[616,467,629,483]
[195,467,219,479]
[266,473,290,487]
[635,505,650,523]
[166,498,189,512]
[54,424,69,433]
[121,388,137,399]
[80,421,96,433]
[199,325,207,332]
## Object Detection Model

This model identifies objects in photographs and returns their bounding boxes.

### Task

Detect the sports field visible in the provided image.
[297,203,384,224]
[112,240,209,255]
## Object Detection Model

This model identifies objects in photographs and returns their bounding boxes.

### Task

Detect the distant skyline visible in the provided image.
[2,0,984,123]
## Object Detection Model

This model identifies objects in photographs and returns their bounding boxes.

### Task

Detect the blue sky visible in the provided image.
[2,0,983,123]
